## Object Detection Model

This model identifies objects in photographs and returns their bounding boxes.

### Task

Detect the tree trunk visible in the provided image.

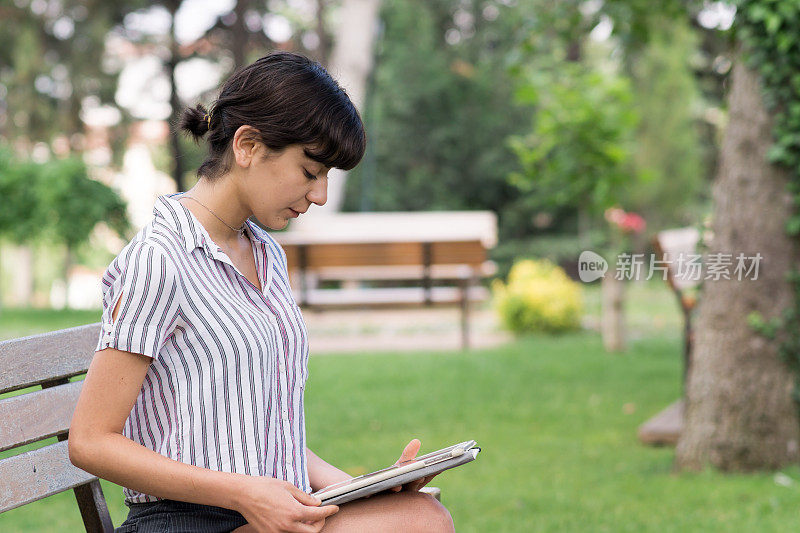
[601,274,626,352]
[167,0,186,192]
[313,0,381,214]
[0,244,4,314]
[675,58,800,471]
[313,0,334,67]
[12,245,34,306]
[577,204,590,250]
[63,245,73,310]
[231,0,250,69]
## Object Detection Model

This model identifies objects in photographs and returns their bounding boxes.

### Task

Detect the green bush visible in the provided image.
[492,258,583,334]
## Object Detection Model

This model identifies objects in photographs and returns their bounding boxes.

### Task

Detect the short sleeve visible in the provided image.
[96,242,181,359]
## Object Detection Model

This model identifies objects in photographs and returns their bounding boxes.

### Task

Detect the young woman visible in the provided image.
[69,52,454,533]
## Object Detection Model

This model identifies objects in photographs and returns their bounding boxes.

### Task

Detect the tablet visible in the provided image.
[312,440,480,506]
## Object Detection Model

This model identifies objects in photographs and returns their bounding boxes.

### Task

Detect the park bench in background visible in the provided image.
[0,323,443,530]
[0,323,113,532]
[274,211,498,350]
[638,227,701,446]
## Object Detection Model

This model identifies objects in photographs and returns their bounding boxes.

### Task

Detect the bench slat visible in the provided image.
[283,241,487,270]
[0,381,83,452]
[0,323,100,394]
[431,241,487,266]
[310,262,497,282]
[299,286,489,307]
[0,440,97,513]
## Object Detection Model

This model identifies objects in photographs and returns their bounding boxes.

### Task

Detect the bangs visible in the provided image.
[302,102,366,171]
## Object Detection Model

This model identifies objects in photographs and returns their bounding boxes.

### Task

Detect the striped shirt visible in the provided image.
[96,193,310,504]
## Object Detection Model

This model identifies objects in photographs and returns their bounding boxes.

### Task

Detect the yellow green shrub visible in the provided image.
[492,259,583,334]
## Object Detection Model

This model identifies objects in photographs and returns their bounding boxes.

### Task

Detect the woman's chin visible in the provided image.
[268,217,291,231]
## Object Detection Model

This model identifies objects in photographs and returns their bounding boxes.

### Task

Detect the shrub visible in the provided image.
[492,259,583,334]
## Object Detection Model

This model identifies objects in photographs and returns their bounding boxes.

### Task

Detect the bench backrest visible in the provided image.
[653,227,701,292]
[281,240,489,271]
[274,211,497,271]
[0,322,113,532]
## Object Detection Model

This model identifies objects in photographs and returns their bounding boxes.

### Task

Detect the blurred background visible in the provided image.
[4,0,800,531]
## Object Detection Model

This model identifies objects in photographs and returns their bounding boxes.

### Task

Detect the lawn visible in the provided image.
[2,282,800,531]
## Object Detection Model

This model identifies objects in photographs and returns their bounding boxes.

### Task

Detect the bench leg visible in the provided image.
[459,277,470,350]
[73,479,115,533]
[419,486,441,502]
[54,424,113,532]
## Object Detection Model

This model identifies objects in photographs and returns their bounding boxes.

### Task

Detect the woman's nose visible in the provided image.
[308,175,328,206]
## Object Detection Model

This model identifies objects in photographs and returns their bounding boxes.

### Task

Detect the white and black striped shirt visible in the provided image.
[96,193,309,504]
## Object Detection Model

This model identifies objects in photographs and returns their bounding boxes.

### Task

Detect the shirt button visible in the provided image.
[286,453,294,466]
[282,409,290,421]
[103,323,113,333]
[278,360,286,372]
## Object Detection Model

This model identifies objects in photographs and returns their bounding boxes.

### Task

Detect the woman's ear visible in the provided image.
[231,125,260,168]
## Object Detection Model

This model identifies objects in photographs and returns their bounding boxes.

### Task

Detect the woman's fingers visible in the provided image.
[287,483,322,506]
[302,504,339,523]
[395,438,421,465]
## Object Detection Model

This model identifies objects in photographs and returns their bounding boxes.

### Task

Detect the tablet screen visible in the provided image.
[313,440,477,499]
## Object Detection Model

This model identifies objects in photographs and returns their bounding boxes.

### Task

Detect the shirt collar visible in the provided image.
[153,193,269,255]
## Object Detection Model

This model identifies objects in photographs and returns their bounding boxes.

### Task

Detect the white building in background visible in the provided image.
[115,122,177,230]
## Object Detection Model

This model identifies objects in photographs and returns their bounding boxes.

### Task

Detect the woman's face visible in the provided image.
[241,143,329,230]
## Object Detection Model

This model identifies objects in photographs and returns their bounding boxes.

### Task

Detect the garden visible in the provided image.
[3,0,800,531]
[3,281,800,532]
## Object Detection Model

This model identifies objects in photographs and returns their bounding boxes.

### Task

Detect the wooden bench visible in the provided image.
[275,211,498,350]
[651,227,701,387]
[638,227,701,447]
[0,323,113,532]
[0,323,443,529]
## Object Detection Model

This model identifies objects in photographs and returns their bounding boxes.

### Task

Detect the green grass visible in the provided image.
[0,307,101,340]
[2,287,800,531]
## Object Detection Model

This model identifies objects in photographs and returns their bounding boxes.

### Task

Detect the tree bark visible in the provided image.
[601,274,626,352]
[675,57,800,471]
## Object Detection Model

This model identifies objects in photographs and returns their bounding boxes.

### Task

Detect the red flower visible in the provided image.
[619,212,646,234]
[605,207,646,234]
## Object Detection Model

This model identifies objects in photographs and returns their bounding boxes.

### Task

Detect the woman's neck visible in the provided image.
[179,177,251,248]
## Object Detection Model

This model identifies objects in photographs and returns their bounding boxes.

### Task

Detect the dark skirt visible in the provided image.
[115,498,248,533]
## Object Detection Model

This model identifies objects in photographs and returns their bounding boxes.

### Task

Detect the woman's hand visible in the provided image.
[233,476,339,533]
[388,439,438,493]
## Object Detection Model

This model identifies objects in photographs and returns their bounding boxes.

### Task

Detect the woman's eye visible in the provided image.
[303,168,317,180]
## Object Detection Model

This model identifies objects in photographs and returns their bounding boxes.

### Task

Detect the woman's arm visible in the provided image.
[69,346,246,508]
[305,448,352,491]
[69,303,337,531]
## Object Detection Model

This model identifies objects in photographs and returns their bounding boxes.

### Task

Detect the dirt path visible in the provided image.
[301,304,513,354]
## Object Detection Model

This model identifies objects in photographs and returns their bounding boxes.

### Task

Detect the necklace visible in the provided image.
[180,195,247,237]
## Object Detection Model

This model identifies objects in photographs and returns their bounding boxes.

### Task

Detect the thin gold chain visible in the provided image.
[180,195,246,237]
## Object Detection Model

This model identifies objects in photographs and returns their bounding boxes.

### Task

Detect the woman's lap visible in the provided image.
[115,499,247,533]
[117,492,453,533]
[321,491,454,533]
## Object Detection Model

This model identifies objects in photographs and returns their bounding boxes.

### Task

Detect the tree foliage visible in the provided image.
[342,0,532,240]
[0,148,128,249]
[0,148,44,243]
[36,157,129,249]
[508,63,638,218]
[622,16,708,232]
[0,0,146,146]
[345,0,722,256]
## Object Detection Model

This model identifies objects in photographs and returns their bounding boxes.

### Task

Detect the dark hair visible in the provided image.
[179,51,366,180]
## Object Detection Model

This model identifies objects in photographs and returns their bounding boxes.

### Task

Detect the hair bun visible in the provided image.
[179,104,211,142]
